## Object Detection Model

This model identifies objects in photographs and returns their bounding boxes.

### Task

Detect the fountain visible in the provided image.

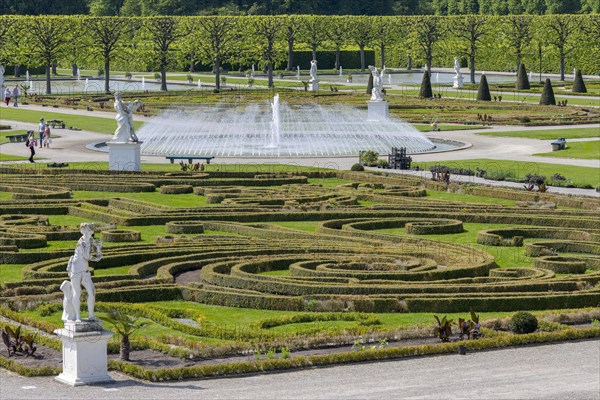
[296,66,300,80]
[339,66,343,76]
[197,79,202,88]
[136,95,437,157]
[435,73,440,84]
[251,64,255,78]
[141,76,145,91]
[26,70,30,83]
[77,68,81,81]
[84,78,89,92]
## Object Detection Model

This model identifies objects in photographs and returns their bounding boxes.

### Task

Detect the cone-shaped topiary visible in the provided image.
[572,69,587,93]
[477,74,492,101]
[539,79,556,105]
[366,73,373,95]
[419,70,433,99]
[516,63,530,90]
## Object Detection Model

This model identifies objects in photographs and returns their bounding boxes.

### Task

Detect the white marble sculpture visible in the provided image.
[309,60,318,83]
[111,92,142,143]
[369,65,385,101]
[65,223,102,322]
[453,57,464,88]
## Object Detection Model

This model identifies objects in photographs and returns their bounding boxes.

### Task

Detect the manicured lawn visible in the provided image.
[413,159,600,187]
[476,127,600,140]
[0,153,30,161]
[72,190,208,208]
[0,107,143,134]
[424,190,516,206]
[268,221,320,233]
[0,264,25,284]
[534,140,600,160]
[0,129,28,145]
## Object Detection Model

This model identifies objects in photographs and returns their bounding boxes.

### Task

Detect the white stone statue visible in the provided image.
[369,65,384,101]
[309,60,318,83]
[111,92,142,143]
[60,281,76,322]
[453,57,464,88]
[66,223,102,322]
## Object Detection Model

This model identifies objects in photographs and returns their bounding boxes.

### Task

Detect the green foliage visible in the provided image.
[539,79,556,105]
[572,69,587,93]
[359,150,379,167]
[350,163,365,172]
[419,70,433,99]
[102,309,148,361]
[509,312,538,334]
[516,63,530,90]
[433,315,453,342]
[476,74,491,101]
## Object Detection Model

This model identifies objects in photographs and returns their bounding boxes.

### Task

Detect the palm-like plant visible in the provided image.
[103,311,147,361]
[433,315,453,342]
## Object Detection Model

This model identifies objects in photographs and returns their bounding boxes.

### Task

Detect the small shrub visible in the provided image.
[476,74,491,101]
[154,72,161,81]
[572,69,587,93]
[98,68,104,76]
[125,72,132,80]
[509,312,538,334]
[359,150,379,166]
[516,63,530,90]
[419,70,433,99]
[186,74,193,83]
[539,79,556,105]
[350,163,365,172]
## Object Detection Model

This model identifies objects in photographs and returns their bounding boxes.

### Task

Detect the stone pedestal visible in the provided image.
[107,141,142,171]
[367,100,389,121]
[310,81,319,92]
[452,75,464,88]
[55,320,114,386]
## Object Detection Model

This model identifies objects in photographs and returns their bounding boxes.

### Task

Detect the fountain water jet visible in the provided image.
[136,96,437,158]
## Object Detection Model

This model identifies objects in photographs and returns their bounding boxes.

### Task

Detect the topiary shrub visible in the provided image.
[419,70,433,99]
[351,164,365,172]
[539,79,556,105]
[516,63,530,90]
[572,69,587,93]
[476,74,491,101]
[509,312,538,334]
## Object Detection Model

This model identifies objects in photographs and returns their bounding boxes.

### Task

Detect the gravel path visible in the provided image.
[1,340,598,400]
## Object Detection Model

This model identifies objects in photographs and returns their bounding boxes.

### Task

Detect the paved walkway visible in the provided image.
[1,340,598,400]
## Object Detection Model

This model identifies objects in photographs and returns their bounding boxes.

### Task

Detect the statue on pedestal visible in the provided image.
[453,57,464,88]
[62,223,103,322]
[111,92,142,143]
[309,60,318,83]
[368,65,385,101]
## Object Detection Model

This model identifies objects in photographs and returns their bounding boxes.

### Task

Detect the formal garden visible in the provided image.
[0,162,599,380]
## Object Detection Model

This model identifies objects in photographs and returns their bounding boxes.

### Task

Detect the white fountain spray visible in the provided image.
[77,68,81,81]
[197,79,202,88]
[296,66,300,80]
[84,78,89,92]
[26,70,29,82]
[267,93,280,149]
[141,76,145,91]
[573,68,577,79]
[435,73,439,84]
[251,64,255,78]
[339,66,343,76]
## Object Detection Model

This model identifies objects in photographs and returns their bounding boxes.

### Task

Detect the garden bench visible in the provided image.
[48,119,66,129]
[166,155,215,164]
[6,133,29,143]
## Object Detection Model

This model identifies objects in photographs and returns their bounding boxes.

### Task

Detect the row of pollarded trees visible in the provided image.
[0,14,597,94]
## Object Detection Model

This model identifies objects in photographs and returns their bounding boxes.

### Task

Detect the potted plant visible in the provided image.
[154,72,161,81]
[186,74,193,83]
[247,77,255,87]
[220,76,227,87]
[346,73,353,83]
[125,71,132,80]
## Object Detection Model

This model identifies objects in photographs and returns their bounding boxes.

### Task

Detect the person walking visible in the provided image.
[4,87,10,106]
[43,123,51,148]
[38,118,45,148]
[12,84,18,107]
[26,131,37,163]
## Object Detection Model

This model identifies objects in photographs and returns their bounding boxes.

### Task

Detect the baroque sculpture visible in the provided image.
[111,92,142,143]
[453,57,464,88]
[309,60,318,83]
[61,223,103,322]
[368,65,385,101]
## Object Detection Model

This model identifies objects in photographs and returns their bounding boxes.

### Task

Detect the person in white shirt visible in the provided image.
[38,118,45,147]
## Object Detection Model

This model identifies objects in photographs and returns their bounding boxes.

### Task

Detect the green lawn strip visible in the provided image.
[475,127,600,140]
[413,159,600,188]
[0,264,25,285]
[72,190,208,208]
[0,129,28,144]
[267,221,320,233]
[424,190,517,206]
[307,177,356,188]
[0,107,143,134]
[0,153,31,161]
[376,223,534,269]
[259,270,291,277]
[413,124,488,132]
[534,141,600,160]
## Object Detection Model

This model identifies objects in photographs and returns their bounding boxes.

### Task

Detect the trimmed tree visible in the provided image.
[477,74,491,101]
[419,70,433,99]
[572,69,587,93]
[516,63,530,90]
[539,79,556,105]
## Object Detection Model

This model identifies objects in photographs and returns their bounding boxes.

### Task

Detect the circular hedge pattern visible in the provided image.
[102,229,142,242]
[160,185,193,194]
[165,221,205,234]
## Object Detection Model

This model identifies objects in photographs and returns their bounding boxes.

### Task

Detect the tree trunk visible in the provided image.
[359,45,365,71]
[72,63,78,76]
[104,59,110,94]
[559,55,565,81]
[46,65,51,94]
[268,62,273,88]
[215,58,221,90]
[160,65,167,91]
[380,44,385,69]
[470,55,475,84]
[426,56,432,74]
[312,47,317,61]
[51,62,57,75]
[407,56,412,70]
[120,335,130,361]
[13,65,20,78]
[335,48,340,70]
[287,40,294,70]
[189,54,196,72]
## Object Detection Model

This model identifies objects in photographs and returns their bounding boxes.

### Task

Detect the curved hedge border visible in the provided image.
[534,256,588,274]
[160,185,193,194]
[102,229,142,242]
[165,221,205,234]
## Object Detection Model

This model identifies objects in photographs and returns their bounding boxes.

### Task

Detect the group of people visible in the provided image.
[3,85,19,107]
[25,117,52,163]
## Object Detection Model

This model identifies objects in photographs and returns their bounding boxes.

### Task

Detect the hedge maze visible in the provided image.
[1,165,599,318]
